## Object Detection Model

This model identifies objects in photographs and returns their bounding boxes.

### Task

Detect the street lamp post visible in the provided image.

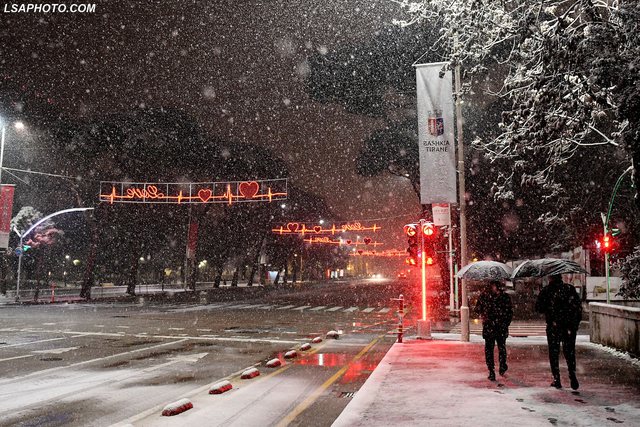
[601,165,633,304]
[13,207,93,302]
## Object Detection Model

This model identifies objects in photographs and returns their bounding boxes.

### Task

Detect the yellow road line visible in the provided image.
[275,335,383,427]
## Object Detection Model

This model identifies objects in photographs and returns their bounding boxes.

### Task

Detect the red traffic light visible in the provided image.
[603,234,612,253]
[422,222,435,237]
[404,224,418,237]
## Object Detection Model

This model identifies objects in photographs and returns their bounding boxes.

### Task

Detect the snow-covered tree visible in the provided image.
[619,247,640,298]
[394,0,639,206]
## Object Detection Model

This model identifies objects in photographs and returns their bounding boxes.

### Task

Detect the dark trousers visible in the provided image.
[546,325,577,380]
[484,334,507,371]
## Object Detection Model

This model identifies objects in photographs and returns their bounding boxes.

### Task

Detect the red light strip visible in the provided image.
[272,221,381,235]
[302,237,384,246]
[99,179,288,205]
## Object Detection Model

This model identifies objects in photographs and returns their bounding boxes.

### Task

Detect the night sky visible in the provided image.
[0,0,421,252]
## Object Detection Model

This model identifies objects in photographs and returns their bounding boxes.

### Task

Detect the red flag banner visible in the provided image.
[0,185,15,250]
[186,221,199,260]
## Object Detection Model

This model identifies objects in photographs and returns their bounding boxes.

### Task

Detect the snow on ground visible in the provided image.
[333,333,640,427]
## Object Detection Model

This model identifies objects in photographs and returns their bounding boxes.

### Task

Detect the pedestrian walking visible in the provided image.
[474,280,513,381]
[535,274,582,390]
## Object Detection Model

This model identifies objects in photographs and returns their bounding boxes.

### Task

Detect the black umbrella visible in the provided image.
[511,258,588,279]
[456,261,512,280]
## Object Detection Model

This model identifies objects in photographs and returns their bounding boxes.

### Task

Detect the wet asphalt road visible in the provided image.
[0,280,405,426]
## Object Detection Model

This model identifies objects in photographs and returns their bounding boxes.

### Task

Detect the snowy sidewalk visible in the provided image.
[333,333,640,426]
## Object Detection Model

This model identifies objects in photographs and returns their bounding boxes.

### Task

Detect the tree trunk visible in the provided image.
[80,215,98,299]
[292,257,299,284]
[126,251,139,296]
[213,264,223,288]
[283,263,289,286]
[231,267,239,287]
[0,255,7,295]
[247,251,259,287]
[188,257,198,292]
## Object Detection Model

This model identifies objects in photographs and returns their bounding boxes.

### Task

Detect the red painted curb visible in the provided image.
[326,330,340,339]
[241,367,260,379]
[209,380,233,394]
[266,358,282,368]
[284,350,298,359]
[162,398,193,416]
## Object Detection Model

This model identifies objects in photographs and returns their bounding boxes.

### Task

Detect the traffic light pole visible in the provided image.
[417,219,432,339]
[601,165,633,304]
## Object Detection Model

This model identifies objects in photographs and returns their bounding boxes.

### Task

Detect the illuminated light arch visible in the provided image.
[272,221,381,235]
[349,249,408,257]
[99,179,287,205]
[303,237,383,247]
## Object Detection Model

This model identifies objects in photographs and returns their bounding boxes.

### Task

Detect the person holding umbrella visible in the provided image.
[535,274,583,390]
[474,280,513,381]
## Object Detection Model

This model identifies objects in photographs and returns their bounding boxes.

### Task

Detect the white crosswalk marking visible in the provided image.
[326,306,343,312]
[258,305,275,310]
[362,307,376,313]
[378,308,391,313]
[292,305,312,311]
[276,305,296,310]
[239,304,268,309]
[309,306,327,311]
[343,307,359,313]
[225,304,253,309]
[449,322,548,337]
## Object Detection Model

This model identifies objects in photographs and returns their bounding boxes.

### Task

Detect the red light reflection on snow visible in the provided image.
[292,353,379,384]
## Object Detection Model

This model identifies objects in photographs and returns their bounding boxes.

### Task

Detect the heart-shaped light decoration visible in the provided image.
[198,189,212,203]
[239,181,259,199]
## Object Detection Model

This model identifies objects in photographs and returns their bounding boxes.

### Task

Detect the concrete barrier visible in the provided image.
[162,398,193,416]
[266,358,282,368]
[326,330,339,339]
[590,302,640,356]
[241,367,260,379]
[209,380,233,394]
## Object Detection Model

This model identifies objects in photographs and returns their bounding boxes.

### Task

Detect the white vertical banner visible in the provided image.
[416,63,457,204]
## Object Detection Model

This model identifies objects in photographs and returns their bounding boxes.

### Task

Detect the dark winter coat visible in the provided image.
[535,280,582,331]
[475,289,513,338]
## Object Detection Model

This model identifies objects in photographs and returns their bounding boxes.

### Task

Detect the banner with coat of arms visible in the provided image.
[415,63,457,204]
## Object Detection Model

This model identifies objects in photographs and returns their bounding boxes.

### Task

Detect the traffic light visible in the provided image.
[602,233,613,253]
[22,244,31,253]
[404,222,437,267]
[406,234,419,266]
[403,223,418,237]
[422,222,436,237]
